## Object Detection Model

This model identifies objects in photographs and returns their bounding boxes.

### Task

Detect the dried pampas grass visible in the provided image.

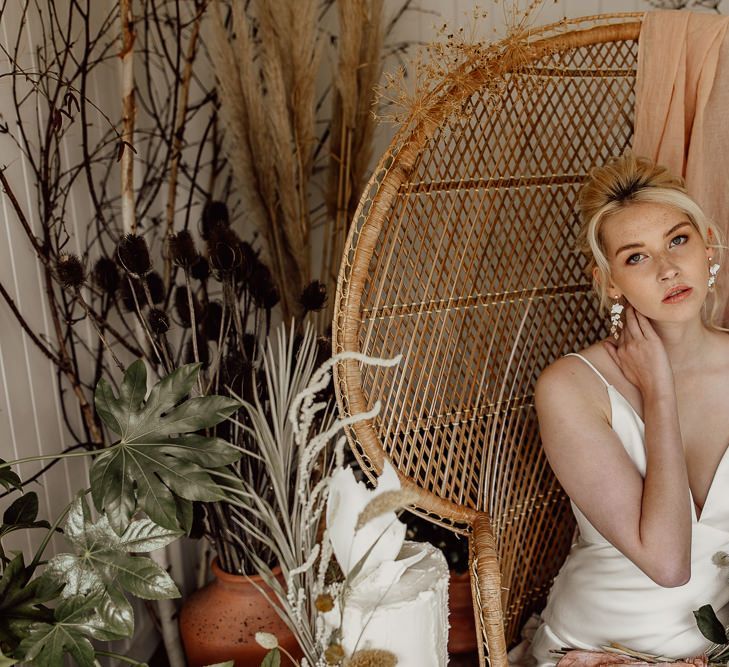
[209,0,319,321]
[320,0,386,333]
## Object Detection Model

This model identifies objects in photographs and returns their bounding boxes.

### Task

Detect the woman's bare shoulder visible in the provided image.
[537,340,612,388]
[536,341,613,419]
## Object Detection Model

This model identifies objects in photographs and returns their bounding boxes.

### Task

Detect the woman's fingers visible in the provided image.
[633,308,657,339]
[624,305,644,339]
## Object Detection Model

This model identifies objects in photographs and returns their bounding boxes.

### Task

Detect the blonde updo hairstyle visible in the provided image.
[576,150,726,331]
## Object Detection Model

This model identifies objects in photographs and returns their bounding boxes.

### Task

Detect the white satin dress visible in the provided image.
[529,353,729,666]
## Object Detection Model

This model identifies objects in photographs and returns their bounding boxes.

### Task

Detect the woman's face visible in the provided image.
[595,201,712,322]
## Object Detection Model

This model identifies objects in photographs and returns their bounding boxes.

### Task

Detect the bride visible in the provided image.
[528,151,729,665]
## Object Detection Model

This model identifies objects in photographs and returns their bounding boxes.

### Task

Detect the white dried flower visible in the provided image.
[255,632,279,650]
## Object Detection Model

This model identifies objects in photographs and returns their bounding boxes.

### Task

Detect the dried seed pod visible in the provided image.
[314,593,334,613]
[248,262,279,310]
[200,200,230,240]
[207,226,242,275]
[169,230,197,269]
[117,233,151,276]
[148,308,170,335]
[346,649,397,667]
[324,643,345,665]
[146,271,165,305]
[299,280,327,313]
[202,301,223,341]
[190,255,210,282]
[92,256,120,294]
[56,253,86,289]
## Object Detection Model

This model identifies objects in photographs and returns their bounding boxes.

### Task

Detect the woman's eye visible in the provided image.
[670,234,688,247]
[626,253,643,265]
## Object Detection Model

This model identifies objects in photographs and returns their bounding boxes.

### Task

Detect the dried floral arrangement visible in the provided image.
[217,319,434,666]
[0,1,418,664]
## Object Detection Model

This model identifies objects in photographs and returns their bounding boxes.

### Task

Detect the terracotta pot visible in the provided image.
[179,558,302,667]
[448,569,478,654]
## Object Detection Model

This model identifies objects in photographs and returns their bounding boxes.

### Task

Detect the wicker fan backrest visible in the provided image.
[333,15,642,646]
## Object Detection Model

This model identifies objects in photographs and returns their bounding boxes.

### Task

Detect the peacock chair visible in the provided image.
[332,12,645,667]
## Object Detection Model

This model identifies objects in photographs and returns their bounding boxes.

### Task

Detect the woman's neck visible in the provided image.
[649,316,715,374]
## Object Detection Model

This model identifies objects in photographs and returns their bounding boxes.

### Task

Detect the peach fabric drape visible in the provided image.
[633,9,729,321]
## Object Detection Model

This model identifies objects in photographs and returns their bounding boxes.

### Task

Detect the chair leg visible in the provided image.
[469,513,508,667]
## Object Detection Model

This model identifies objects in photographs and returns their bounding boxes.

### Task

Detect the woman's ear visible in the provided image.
[593,266,619,298]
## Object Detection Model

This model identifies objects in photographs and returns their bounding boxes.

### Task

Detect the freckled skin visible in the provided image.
[597,201,712,322]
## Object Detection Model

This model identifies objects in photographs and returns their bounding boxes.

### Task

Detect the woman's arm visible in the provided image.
[536,319,692,586]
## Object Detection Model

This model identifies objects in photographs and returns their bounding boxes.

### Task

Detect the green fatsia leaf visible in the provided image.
[91,362,241,534]
[44,496,180,644]
[0,555,59,650]
[693,604,729,645]
[3,492,38,525]
[17,593,98,667]
[83,586,133,641]
[0,493,51,555]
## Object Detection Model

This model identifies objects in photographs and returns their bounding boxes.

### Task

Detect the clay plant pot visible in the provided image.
[179,558,303,667]
[447,569,478,654]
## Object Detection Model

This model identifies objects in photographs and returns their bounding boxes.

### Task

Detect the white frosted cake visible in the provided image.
[325,463,450,667]
[338,540,449,666]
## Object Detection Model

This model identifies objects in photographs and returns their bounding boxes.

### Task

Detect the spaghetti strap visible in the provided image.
[563,352,611,388]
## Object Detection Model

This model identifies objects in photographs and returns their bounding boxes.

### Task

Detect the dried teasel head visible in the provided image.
[202,301,223,342]
[248,262,280,310]
[92,256,120,294]
[169,230,198,269]
[56,253,86,289]
[200,200,230,241]
[117,233,151,277]
[345,649,398,667]
[190,255,210,282]
[299,280,327,313]
[148,308,170,335]
[147,271,165,305]
[207,226,242,276]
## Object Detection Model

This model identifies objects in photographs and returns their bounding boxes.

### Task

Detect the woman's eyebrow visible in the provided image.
[614,221,692,258]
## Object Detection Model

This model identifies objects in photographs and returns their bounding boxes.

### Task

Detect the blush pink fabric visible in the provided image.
[633,10,729,322]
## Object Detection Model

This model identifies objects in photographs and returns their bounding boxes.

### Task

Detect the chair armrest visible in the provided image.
[470,513,508,667]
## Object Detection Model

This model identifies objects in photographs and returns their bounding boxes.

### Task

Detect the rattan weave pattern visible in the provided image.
[333,14,643,665]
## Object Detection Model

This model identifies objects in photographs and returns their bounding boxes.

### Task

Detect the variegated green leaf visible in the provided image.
[17,593,98,667]
[91,362,241,534]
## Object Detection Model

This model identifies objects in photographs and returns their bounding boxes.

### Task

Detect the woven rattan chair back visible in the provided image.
[333,14,643,665]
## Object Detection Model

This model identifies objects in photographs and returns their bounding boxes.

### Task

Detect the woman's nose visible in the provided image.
[657,257,680,282]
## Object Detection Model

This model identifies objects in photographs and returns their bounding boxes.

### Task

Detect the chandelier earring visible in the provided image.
[708,258,721,290]
[609,297,624,340]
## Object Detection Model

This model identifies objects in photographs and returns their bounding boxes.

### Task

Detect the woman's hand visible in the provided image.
[603,305,674,399]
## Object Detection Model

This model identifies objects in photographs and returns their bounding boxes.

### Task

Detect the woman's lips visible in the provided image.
[662,287,693,304]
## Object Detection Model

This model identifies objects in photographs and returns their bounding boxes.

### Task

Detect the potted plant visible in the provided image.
[0,361,240,666]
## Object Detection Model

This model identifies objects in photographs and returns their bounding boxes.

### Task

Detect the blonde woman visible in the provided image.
[528,151,729,665]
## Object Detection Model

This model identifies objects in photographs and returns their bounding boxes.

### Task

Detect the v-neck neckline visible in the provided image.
[607,383,729,524]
